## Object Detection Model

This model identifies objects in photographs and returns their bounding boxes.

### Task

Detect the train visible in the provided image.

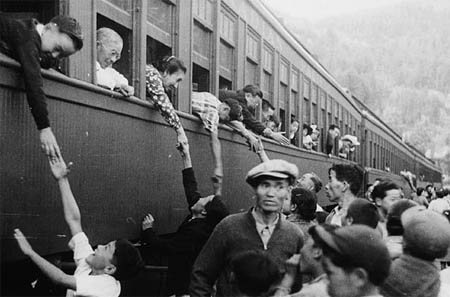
[0,0,441,293]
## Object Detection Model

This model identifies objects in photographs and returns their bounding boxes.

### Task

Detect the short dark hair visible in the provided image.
[321,243,389,286]
[386,199,417,236]
[242,85,263,98]
[416,187,424,196]
[223,98,242,121]
[346,199,379,229]
[262,99,274,111]
[372,180,400,200]
[231,250,281,297]
[328,124,339,131]
[153,55,187,75]
[329,164,364,195]
[303,124,312,135]
[436,189,447,198]
[267,114,280,127]
[291,188,317,221]
[112,239,144,280]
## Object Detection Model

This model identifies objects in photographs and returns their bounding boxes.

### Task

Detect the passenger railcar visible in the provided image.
[0,0,441,275]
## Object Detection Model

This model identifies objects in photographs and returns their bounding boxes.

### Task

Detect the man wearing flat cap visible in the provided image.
[381,206,450,297]
[190,159,304,297]
[314,225,391,297]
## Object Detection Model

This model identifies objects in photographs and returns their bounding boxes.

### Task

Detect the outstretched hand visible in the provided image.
[142,214,155,231]
[270,131,290,145]
[48,155,72,180]
[40,127,61,158]
[246,133,261,152]
[118,85,134,97]
[14,229,34,256]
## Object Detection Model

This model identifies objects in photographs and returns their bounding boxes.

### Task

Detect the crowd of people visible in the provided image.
[2,13,450,297]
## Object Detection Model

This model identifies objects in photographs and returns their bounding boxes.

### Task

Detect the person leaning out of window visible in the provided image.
[145,56,188,145]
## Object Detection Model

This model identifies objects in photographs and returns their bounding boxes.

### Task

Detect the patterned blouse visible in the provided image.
[145,64,181,130]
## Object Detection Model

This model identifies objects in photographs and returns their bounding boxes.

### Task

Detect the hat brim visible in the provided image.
[251,172,290,180]
[313,225,342,254]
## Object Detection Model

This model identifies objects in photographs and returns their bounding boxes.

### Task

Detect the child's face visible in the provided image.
[218,104,231,122]
[40,25,77,59]
[86,240,116,272]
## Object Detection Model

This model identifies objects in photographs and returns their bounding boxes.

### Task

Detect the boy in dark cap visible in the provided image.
[381,206,450,297]
[14,155,143,297]
[313,225,391,297]
[0,14,83,158]
[190,159,303,297]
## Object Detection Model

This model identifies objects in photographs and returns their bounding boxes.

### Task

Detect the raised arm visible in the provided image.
[176,142,202,208]
[227,120,261,152]
[145,65,187,145]
[256,138,270,163]
[14,229,76,290]
[209,129,223,191]
[14,30,60,158]
[48,156,82,236]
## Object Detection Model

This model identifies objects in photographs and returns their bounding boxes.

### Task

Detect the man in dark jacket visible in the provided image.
[219,85,290,146]
[190,159,304,297]
[141,141,229,296]
[0,14,83,157]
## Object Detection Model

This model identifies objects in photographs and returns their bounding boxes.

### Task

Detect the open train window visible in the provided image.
[96,14,132,87]
[219,4,237,90]
[219,76,232,90]
[146,37,172,66]
[245,59,258,86]
[262,43,274,102]
[1,0,59,23]
[279,82,288,132]
[192,64,210,92]
[302,76,311,124]
[245,27,260,86]
[192,20,212,92]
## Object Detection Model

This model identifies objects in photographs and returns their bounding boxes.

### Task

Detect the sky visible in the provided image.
[263,0,406,21]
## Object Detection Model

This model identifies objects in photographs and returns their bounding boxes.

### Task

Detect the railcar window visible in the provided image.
[311,83,318,127]
[262,43,275,102]
[97,14,132,85]
[104,0,132,12]
[279,82,288,132]
[1,0,58,23]
[147,0,174,34]
[193,21,212,92]
[219,5,237,90]
[291,68,300,146]
[319,90,326,152]
[245,27,260,86]
[343,109,348,135]
[302,76,311,124]
[193,0,214,26]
